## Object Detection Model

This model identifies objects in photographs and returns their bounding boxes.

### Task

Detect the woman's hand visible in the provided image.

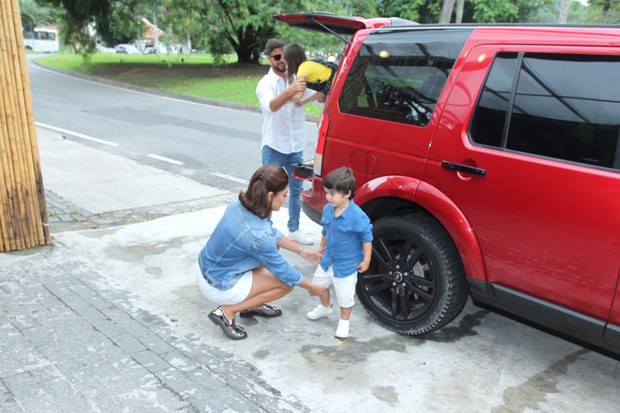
[300,247,322,266]
[306,282,326,297]
[299,280,326,296]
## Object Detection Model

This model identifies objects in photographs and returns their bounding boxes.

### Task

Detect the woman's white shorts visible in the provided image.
[196,266,253,305]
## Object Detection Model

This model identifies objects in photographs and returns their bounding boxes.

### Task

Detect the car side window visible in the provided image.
[339,29,470,127]
[471,52,620,170]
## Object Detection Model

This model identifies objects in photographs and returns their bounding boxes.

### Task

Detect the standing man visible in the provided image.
[257,38,314,245]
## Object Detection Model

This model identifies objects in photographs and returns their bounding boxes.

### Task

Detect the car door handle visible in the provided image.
[441,161,487,176]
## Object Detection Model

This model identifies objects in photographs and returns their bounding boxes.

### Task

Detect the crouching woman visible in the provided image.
[196,165,324,340]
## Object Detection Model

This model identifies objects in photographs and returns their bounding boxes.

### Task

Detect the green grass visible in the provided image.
[152,75,266,106]
[35,52,232,72]
[35,53,322,116]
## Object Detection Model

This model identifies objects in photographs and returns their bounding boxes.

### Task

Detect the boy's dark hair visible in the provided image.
[264,38,284,56]
[323,167,355,200]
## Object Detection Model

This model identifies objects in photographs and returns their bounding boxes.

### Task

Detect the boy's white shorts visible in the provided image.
[311,265,358,308]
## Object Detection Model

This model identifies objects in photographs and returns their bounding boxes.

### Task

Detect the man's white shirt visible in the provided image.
[256,68,314,154]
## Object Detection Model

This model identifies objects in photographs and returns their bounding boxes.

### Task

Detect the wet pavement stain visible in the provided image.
[491,348,590,413]
[372,385,399,404]
[253,349,270,360]
[103,236,201,262]
[172,284,200,299]
[421,310,489,343]
[79,227,121,238]
[145,266,163,277]
[301,335,408,366]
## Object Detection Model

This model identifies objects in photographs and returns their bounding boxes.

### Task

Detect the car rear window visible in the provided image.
[339,28,471,127]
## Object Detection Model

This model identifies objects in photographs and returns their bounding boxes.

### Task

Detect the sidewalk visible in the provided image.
[0,127,313,412]
[38,127,236,232]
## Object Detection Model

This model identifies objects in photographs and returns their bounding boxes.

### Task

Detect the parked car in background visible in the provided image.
[275,12,620,356]
[115,44,140,54]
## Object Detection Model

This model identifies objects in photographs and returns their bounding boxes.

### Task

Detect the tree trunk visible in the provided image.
[440,0,456,23]
[233,33,259,64]
[601,0,611,24]
[235,47,257,64]
[558,0,570,23]
[455,0,465,23]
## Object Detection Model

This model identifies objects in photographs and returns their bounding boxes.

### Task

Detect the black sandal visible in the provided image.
[239,303,282,318]
[208,306,247,340]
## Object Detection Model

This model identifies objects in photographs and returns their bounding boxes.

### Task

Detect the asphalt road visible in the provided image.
[28,60,318,194]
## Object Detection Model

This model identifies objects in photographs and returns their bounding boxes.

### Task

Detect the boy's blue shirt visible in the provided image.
[320,199,373,277]
[198,200,304,289]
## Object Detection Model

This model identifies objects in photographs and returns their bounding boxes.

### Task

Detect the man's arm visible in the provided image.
[296,91,324,107]
[269,78,307,112]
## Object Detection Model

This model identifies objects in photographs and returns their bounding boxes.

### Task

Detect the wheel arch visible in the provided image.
[356,176,487,282]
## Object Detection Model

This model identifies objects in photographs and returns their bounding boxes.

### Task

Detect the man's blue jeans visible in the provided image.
[262,146,304,232]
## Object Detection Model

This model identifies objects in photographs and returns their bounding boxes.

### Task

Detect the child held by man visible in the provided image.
[306,167,373,338]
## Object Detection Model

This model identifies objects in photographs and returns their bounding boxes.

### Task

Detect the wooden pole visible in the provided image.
[11,0,49,245]
[0,0,51,251]
[13,0,51,245]
[0,1,23,251]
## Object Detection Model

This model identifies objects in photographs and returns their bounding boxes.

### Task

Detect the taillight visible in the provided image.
[314,110,329,177]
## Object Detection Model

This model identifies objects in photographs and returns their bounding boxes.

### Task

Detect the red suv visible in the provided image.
[276,13,620,355]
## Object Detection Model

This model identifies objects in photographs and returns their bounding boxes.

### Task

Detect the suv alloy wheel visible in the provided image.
[357,212,468,335]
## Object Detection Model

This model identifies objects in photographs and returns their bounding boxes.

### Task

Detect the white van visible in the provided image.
[24,27,59,53]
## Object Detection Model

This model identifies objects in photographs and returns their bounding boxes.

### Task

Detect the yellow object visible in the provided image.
[297,61,333,83]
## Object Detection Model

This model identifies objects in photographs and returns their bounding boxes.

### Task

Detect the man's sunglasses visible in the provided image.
[270,53,282,61]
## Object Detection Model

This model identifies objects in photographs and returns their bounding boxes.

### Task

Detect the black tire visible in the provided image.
[357,212,468,335]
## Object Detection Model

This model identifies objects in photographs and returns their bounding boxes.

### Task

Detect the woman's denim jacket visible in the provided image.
[198,200,304,290]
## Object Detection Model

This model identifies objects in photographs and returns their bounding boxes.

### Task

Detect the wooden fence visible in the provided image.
[0,0,50,251]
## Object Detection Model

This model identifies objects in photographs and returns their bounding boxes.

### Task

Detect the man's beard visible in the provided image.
[273,64,286,73]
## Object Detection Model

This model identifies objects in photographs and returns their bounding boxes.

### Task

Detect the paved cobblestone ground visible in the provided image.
[0,245,309,412]
[45,191,92,224]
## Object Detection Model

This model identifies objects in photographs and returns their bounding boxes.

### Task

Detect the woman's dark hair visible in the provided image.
[283,43,307,83]
[239,165,289,218]
[323,167,356,200]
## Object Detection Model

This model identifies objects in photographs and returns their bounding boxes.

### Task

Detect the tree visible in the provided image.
[19,0,59,29]
[440,0,456,23]
[586,0,620,23]
[379,0,442,23]
[201,0,306,64]
[139,0,207,53]
[39,0,143,57]
[381,0,567,23]
[455,0,465,23]
[162,0,205,53]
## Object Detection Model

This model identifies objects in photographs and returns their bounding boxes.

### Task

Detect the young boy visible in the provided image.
[306,167,373,338]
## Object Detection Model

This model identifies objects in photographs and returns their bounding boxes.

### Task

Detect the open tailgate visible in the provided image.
[273,12,394,35]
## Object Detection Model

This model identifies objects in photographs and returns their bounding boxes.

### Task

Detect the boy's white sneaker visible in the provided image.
[335,320,350,339]
[306,304,333,320]
[287,230,314,245]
